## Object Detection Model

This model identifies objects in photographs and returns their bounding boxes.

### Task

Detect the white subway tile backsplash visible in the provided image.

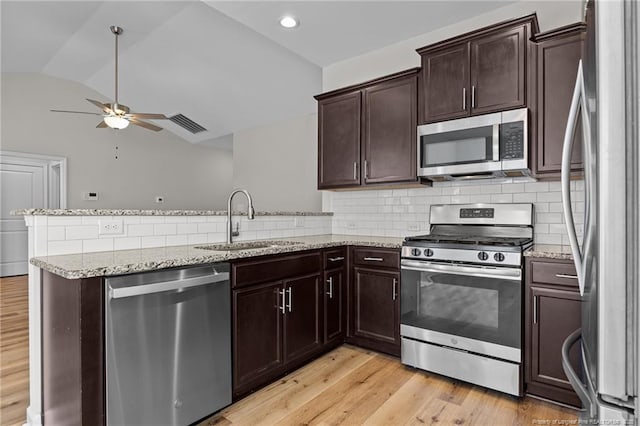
[513,192,537,202]
[47,226,65,241]
[166,235,188,246]
[48,216,81,226]
[141,236,166,248]
[327,179,585,244]
[128,224,154,237]
[154,223,177,235]
[537,191,561,202]
[66,225,99,240]
[83,238,114,253]
[177,224,198,234]
[114,237,141,250]
[48,240,83,256]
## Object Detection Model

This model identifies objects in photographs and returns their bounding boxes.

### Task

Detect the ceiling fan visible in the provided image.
[51,26,168,131]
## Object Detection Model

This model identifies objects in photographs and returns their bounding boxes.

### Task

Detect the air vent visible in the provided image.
[168,114,207,134]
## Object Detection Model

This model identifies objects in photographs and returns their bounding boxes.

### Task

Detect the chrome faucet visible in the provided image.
[226,189,255,243]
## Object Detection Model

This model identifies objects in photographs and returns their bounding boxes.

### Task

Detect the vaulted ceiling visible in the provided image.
[1,1,513,149]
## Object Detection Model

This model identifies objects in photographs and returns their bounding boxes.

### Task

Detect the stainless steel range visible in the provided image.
[400,203,533,396]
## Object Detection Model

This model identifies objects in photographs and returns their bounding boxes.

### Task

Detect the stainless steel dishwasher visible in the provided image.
[105,263,231,426]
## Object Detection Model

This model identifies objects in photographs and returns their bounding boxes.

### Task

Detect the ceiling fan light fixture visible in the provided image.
[279,15,298,29]
[104,115,130,129]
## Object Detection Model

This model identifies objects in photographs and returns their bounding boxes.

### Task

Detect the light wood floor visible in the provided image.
[0,275,30,426]
[1,275,577,426]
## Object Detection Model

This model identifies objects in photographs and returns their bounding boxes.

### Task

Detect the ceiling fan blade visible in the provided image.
[50,109,103,115]
[127,113,168,120]
[129,118,163,132]
[96,121,108,128]
[86,98,113,113]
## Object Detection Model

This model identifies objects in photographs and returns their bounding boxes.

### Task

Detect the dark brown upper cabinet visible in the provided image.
[315,69,419,190]
[317,91,361,188]
[531,23,586,179]
[417,14,538,124]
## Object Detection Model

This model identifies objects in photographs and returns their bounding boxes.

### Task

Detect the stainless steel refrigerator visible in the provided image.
[561,0,640,422]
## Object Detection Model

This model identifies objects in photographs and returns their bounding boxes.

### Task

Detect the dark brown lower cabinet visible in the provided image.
[233,281,283,395]
[350,266,400,356]
[525,257,582,407]
[232,251,325,398]
[41,270,105,426]
[283,274,323,363]
[324,267,346,344]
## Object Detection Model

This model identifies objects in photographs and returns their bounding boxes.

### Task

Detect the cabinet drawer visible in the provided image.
[352,247,399,269]
[233,251,322,288]
[529,259,578,288]
[324,248,347,269]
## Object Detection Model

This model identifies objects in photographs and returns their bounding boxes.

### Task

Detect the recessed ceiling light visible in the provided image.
[279,15,298,29]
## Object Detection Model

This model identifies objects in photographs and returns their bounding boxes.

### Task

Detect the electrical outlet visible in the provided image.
[346,222,356,229]
[294,217,305,228]
[99,220,124,235]
[82,191,99,201]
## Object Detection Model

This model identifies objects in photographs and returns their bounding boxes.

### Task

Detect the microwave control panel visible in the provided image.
[500,121,524,160]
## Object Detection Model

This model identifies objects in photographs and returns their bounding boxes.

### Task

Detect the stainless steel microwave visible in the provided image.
[417,108,529,181]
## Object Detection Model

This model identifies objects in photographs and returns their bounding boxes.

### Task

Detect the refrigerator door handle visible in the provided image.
[561,328,593,416]
[560,61,585,295]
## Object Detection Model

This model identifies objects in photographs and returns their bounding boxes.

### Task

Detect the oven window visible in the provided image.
[421,126,494,168]
[401,268,521,349]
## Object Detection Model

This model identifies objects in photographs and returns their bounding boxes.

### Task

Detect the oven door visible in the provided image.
[400,259,522,362]
[418,112,501,177]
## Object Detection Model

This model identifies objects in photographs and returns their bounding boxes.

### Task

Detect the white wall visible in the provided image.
[232,113,322,212]
[1,73,233,210]
[323,1,585,91]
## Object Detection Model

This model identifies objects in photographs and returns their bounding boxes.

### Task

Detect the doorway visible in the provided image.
[0,151,66,276]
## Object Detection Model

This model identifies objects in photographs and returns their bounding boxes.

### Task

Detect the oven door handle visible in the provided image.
[401,259,522,281]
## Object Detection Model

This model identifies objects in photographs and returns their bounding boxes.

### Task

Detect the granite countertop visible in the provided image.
[31,235,403,279]
[12,208,332,217]
[524,244,574,260]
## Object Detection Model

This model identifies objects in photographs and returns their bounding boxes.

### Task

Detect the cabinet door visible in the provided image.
[317,91,361,188]
[283,273,322,364]
[421,43,470,123]
[534,32,585,176]
[233,281,283,394]
[352,267,400,346]
[470,24,526,114]
[529,286,581,404]
[324,268,346,344]
[363,74,417,184]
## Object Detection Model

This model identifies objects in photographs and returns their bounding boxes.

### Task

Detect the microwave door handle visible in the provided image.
[492,124,500,161]
[561,61,585,295]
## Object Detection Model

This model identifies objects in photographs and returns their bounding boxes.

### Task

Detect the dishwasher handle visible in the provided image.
[109,272,230,299]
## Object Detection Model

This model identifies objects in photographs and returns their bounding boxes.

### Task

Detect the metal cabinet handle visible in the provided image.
[353,162,358,180]
[533,295,538,324]
[555,273,578,279]
[364,160,369,180]
[462,87,467,110]
[279,289,286,314]
[328,256,345,262]
[363,257,384,262]
[392,278,398,301]
[286,287,292,312]
[472,85,476,108]
[326,277,333,298]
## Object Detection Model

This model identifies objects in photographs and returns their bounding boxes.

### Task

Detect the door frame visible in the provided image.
[0,151,67,208]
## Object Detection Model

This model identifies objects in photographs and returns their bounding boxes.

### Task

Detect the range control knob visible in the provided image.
[494,252,505,262]
[411,248,422,257]
[424,249,434,257]
[477,251,489,261]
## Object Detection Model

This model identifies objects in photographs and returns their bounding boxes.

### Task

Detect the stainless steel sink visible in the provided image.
[194,240,303,251]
